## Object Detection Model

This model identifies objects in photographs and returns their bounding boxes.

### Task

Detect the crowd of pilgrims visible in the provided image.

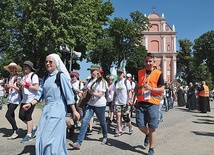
[0,59,211,154]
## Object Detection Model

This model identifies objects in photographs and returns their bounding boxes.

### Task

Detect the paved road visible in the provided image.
[0,102,214,155]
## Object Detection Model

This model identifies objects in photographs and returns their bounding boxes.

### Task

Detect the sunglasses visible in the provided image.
[45,60,53,64]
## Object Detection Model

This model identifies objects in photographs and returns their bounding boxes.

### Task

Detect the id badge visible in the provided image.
[144,90,151,100]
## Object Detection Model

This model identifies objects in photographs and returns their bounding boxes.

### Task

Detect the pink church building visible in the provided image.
[142,12,177,83]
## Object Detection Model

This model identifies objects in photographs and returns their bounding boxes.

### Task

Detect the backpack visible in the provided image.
[41,71,67,104]
[114,79,128,90]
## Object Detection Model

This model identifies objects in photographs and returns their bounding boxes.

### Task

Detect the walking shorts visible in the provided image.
[135,101,159,129]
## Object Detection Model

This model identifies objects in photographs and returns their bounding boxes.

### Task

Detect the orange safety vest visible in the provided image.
[137,69,162,105]
[199,84,209,97]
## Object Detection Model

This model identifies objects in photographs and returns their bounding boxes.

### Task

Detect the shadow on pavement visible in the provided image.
[193,115,214,118]
[107,138,148,155]
[191,131,214,137]
[17,145,35,155]
[192,118,214,125]
[0,127,26,138]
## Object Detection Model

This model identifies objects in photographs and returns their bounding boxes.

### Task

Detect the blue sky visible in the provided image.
[75,0,214,81]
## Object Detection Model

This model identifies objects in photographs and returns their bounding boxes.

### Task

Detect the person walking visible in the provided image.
[23,53,80,155]
[0,80,5,110]
[177,83,186,107]
[69,64,108,149]
[17,61,39,143]
[112,68,133,137]
[4,62,22,140]
[106,76,115,124]
[187,82,197,111]
[66,71,84,137]
[134,53,164,155]
[198,81,210,113]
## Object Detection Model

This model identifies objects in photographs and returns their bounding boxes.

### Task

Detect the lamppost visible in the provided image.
[59,44,82,72]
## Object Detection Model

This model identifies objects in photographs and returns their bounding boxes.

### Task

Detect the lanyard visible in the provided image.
[143,70,153,84]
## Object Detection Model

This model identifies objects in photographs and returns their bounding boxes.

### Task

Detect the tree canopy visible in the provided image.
[88,11,149,78]
[0,0,114,77]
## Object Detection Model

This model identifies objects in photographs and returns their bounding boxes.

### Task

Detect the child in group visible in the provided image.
[17,61,39,143]
[4,62,22,140]
[0,80,5,110]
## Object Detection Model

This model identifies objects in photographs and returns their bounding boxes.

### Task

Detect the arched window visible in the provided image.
[167,45,170,51]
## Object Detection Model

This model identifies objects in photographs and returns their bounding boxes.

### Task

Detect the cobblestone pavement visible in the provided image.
[0,102,214,155]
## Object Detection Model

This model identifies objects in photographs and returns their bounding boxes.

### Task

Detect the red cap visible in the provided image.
[70,71,80,77]
[100,69,104,76]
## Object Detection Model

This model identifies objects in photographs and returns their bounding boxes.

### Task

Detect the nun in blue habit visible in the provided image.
[23,53,80,155]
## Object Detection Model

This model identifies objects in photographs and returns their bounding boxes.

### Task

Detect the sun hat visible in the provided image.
[0,80,4,84]
[108,76,114,80]
[126,73,132,78]
[117,68,124,73]
[4,62,22,72]
[23,61,36,72]
[70,71,80,78]
[87,64,100,70]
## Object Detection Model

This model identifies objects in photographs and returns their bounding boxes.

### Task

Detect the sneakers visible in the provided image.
[31,127,37,138]
[148,148,154,155]
[87,128,93,135]
[7,130,19,140]
[144,135,149,147]
[69,141,81,150]
[114,132,123,137]
[122,125,127,131]
[114,126,118,133]
[101,138,108,145]
[129,126,133,135]
[20,135,32,143]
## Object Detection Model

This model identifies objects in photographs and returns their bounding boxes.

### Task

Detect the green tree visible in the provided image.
[177,38,213,88]
[0,0,114,76]
[88,29,115,77]
[193,30,214,86]
[94,11,149,76]
[177,39,194,84]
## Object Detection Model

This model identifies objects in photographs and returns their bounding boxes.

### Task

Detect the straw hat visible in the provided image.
[4,62,22,72]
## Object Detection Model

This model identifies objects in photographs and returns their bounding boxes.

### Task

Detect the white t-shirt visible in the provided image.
[113,79,131,105]
[85,78,107,107]
[72,80,84,102]
[7,76,22,104]
[0,85,4,97]
[21,72,39,103]
[107,83,114,102]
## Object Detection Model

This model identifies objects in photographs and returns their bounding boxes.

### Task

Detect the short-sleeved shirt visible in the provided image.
[7,76,22,104]
[107,83,114,102]
[21,72,39,103]
[71,80,84,102]
[113,79,132,105]
[0,86,4,97]
[85,78,107,107]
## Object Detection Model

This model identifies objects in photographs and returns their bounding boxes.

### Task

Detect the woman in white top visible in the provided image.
[4,62,22,140]
[17,61,39,143]
[69,64,108,149]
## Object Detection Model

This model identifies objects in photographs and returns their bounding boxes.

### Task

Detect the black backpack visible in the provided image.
[42,71,68,104]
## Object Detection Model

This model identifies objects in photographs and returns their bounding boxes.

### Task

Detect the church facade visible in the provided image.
[142,12,177,83]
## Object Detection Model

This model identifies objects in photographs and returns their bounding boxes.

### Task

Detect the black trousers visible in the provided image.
[5,103,19,130]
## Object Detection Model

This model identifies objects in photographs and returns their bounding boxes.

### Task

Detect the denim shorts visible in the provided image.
[135,101,159,129]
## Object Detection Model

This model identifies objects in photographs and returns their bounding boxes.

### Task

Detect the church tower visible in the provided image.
[142,12,177,83]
